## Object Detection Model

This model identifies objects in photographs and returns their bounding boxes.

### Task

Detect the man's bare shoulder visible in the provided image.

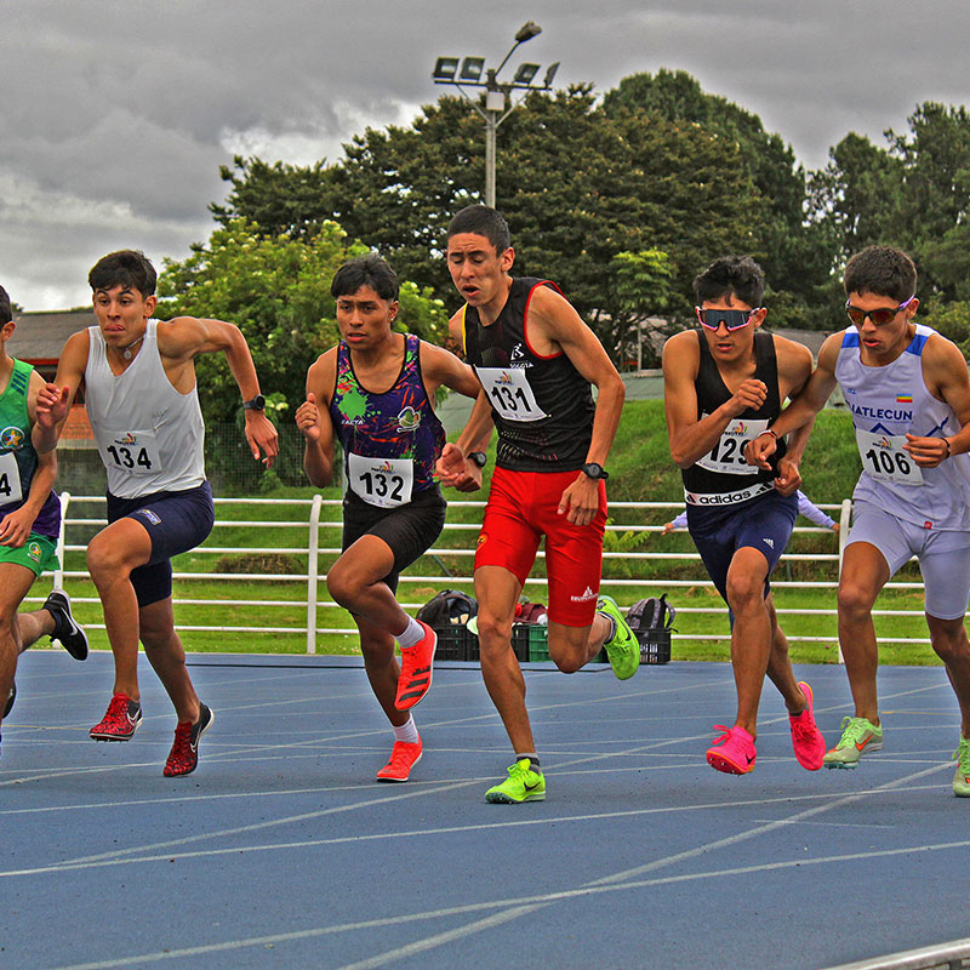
[662,330,700,368]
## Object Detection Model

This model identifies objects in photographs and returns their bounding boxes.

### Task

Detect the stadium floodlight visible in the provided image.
[512,63,540,86]
[432,57,459,81]
[460,57,485,82]
[431,22,559,207]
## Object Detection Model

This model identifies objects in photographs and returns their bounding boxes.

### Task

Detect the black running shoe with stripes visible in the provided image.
[44,589,89,661]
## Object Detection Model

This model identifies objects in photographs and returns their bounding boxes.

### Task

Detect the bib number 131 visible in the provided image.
[475,367,548,422]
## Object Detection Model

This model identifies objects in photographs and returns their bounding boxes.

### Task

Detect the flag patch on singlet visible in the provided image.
[896,394,913,404]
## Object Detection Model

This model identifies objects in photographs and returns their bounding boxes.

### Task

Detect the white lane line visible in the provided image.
[584,762,949,886]
[331,903,550,970]
[0,781,947,879]
[44,834,970,970]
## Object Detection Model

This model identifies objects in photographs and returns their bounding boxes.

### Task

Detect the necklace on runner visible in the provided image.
[121,336,144,360]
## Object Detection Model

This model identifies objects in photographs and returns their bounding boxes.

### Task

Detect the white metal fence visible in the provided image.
[38,494,934,654]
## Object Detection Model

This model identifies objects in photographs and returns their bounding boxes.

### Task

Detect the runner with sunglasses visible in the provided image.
[663,255,827,776]
[747,245,970,796]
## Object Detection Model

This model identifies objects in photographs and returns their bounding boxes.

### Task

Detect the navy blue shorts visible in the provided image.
[341,485,446,594]
[686,490,797,603]
[106,481,215,608]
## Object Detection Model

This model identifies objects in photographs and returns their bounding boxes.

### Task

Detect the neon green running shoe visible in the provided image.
[597,595,639,681]
[484,758,546,804]
[822,715,883,769]
[952,737,970,797]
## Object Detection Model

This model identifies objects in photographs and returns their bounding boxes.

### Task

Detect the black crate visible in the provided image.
[636,627,671,664]
[431,624,530,662]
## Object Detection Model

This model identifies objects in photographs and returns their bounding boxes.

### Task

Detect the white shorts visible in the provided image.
[847,502,970,620]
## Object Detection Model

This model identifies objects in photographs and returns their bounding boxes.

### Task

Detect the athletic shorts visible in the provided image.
[847,501,970,620]
[0,532,58,578]
[475,465,607,627]
[687,489,797,602]
[341,485,446,594]
[107,481,215,608]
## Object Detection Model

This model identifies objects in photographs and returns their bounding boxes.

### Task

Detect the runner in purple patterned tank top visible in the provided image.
[297,255,484,783]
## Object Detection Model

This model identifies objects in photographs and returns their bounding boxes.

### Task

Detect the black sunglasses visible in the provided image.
[845,295,915,327]
[695,306,760,332]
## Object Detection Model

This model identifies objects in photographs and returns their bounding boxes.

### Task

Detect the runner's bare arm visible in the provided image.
[158,316,279,468]
[906,335,970,466]
[746,332,841,470]
[662,331,766,469]
[771,338,816,495]
[526,286,623,525]
[298,353,337,488]
[32,329,90,454]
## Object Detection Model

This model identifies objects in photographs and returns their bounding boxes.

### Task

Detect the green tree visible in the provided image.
[211,81,777,358]
[156,218,449,421]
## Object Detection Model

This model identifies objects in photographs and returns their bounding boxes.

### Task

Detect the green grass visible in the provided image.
[42,400,942,665]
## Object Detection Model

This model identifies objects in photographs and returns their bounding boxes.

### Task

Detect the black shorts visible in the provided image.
[687,489,797,603]
[107,481,215,608]
[341,485,446,593]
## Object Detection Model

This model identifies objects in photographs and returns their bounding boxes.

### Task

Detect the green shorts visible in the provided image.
[0,533,59,577]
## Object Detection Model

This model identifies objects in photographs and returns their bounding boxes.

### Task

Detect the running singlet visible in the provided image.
[682,330,784,507]
[85,320,206,499]
[329,333,445,509]
[461,277,594,472]
[0,358,60,538]
[836,322,970,531]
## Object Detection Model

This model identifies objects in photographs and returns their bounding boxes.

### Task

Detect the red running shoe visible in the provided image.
[163,703,214,777]
[90,692,142,741]
[376,738,423,782]
[706,724,757,775]
[395,622,437,711]
[790,681,827,771]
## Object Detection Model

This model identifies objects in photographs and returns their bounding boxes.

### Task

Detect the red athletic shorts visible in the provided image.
[475,466,607,627]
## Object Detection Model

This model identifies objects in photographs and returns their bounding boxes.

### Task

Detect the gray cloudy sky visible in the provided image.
[3,0,969,311]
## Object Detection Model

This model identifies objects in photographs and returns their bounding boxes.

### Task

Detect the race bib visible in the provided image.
[695,416,770,475]
[0,451,23,505]
[476,367,548,422]
[856,429,924,485]
[98,430,163,477]
[347,453,414,508]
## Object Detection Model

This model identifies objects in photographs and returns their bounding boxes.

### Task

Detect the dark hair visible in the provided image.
[88,250,157,297]
[692,255,766,308]
[843,246,917,303]
[330,254,399,302]
[446,205,512,254]
[0,285,11,326]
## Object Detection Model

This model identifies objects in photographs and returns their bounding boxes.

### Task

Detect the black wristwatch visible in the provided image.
[242,394,266,412]
[581,462,609,481]
[468,451,487,468]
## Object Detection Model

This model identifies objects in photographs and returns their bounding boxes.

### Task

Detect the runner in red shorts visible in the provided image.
[437,205,639,803]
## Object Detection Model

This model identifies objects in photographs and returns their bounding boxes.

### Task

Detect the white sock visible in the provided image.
[396,616,424,649]
[393,716,419,744]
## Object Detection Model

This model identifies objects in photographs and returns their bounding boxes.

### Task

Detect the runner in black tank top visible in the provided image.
[663,255,827,779]
[437,204,638,804]
[462,277,594,471]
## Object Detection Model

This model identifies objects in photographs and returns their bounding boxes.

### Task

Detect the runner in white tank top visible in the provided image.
[747,246,970,796]
[33,249,278,778]
[85,319,206,498]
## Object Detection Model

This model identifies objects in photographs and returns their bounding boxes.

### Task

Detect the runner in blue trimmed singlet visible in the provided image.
[297,255,484,783]
[749,245,970,796]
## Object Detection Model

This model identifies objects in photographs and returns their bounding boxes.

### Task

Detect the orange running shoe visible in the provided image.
[395,622,437,711]
[376,738,423,782]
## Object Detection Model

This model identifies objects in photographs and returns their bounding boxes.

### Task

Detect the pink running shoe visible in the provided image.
[789,681,827,771]
[706,724,757,775]
[395,622,437,711]
[376,738,423,782]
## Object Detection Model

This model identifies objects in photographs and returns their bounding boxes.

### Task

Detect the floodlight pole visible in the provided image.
[432,23,557,209]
